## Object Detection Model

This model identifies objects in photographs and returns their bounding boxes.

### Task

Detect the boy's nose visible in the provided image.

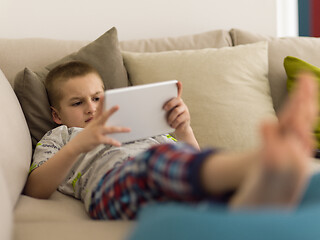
[86,101,97,113]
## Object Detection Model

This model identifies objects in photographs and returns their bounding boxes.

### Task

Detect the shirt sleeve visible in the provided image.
[29,126,69,174]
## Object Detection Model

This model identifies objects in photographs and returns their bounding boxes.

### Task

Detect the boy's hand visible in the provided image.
[163,81,199,149]
[68,95,130,155]
[163,81,192,136]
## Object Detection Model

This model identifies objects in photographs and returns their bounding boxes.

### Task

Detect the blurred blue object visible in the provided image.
[128,173,320,240]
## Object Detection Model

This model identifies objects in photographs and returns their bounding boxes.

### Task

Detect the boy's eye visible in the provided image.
[93,97,100,102]
[72,102,82,106]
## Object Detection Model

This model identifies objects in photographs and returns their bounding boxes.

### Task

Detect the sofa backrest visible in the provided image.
[0,29,232,87]
[0,38,89,86]
[119,29,232,52]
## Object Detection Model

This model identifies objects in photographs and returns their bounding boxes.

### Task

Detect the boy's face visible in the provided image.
[51,73,104,128]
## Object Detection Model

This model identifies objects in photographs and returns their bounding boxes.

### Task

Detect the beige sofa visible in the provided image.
[1,27,320,240]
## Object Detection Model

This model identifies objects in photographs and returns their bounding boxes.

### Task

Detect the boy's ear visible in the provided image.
[51,107,62,125]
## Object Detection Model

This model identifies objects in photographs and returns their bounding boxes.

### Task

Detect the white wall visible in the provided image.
[0,0,294,41]
[276,0,298,37]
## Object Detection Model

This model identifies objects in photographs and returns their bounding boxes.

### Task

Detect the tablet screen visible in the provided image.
[104,80,178,143]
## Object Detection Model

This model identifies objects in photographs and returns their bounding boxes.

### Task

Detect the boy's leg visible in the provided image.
[227,73,318,208]
[177,72,318,208]
[89,143,216,220]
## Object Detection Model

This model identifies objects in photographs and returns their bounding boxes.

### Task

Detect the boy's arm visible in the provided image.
[173,124,200,150]
[24,142,81,199]
[24,105,130,199]
[164,82,200,150]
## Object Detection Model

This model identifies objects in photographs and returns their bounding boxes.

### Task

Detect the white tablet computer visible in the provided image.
[104,80,178,143]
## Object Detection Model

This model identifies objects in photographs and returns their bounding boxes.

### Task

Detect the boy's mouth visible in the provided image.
[85,117,93,123]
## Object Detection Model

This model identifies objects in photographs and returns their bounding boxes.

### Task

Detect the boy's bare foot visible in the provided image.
[230,72,319,209]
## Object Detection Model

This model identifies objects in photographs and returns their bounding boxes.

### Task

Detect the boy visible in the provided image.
[24,61,319,219]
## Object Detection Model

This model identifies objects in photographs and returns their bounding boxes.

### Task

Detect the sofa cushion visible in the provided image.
[0,167,13,240]
[14,27,129,149]
[120,29,232,52]
[15,191,90,221]
[0,69,31,207]
[122,41,276,150]
[230,28,320,113]
[14,221,134,240]
[284,56,320,149]
[14,191,134,240]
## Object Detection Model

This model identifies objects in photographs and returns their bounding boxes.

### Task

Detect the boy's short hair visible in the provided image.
[45,61,104,109]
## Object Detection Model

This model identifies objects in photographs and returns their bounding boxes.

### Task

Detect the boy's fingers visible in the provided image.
[101,137,122,147]
[171,114,188,129]
[163,82,183,111]
[167,105,185,124]
[177,81,182,98]
[100,126,131,147]
[164,97,179,111]
[97,105,119,125]
[102,126,131,135]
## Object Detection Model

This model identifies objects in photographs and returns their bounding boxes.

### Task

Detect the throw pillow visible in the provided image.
[284,56,320,148]
[230,28,320,113]
[14,27,129,149]
[122,41,276,150]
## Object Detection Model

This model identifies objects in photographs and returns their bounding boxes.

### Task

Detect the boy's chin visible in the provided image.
[64,123,87,128]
